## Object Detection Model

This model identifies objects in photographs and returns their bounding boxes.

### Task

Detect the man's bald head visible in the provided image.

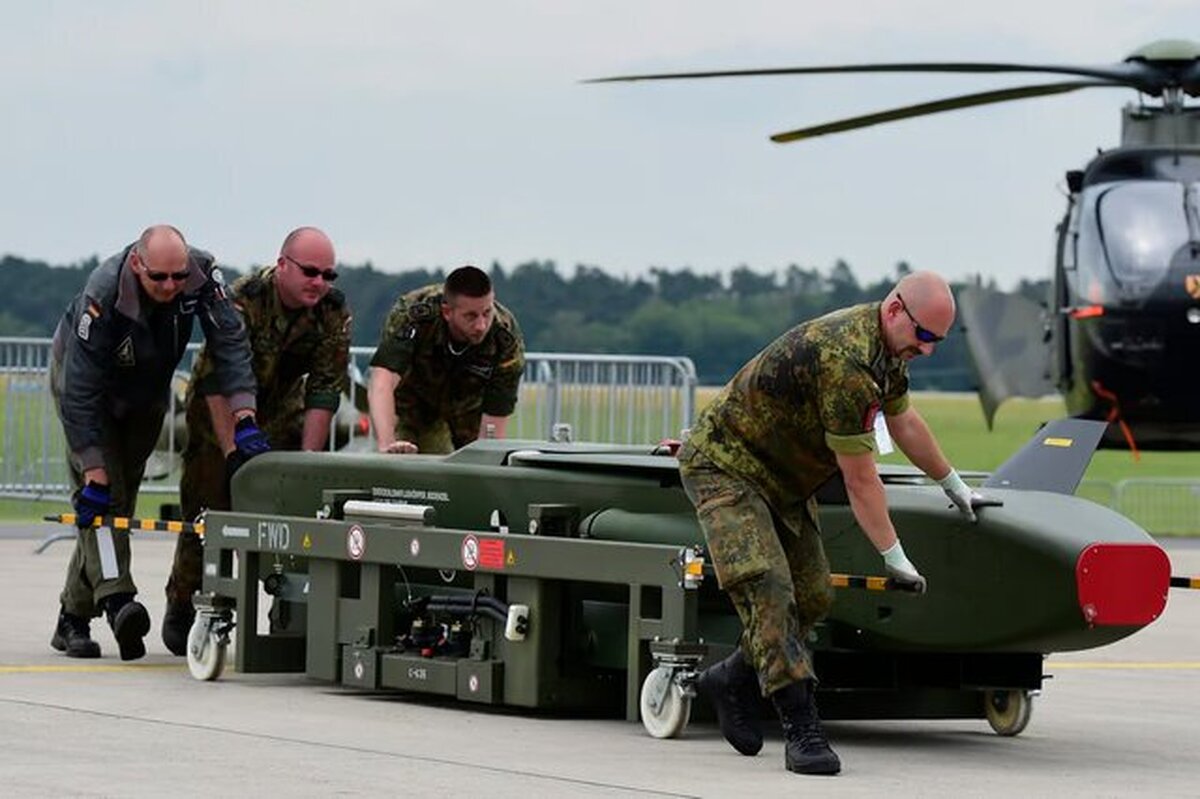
[280,226,334,263]
[130,224,190,304]
[889,271,955,326]
[881,270,956,359]
[136,224,187,261]
[276,226,337,309]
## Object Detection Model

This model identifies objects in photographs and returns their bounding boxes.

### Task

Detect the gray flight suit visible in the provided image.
[51,243,256,618]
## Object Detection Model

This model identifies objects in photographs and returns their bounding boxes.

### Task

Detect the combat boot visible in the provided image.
[103,593,150,661]
[50,608,101,658]
[161,599,195,657]
[695,649,764,756]
[770,680,841,775]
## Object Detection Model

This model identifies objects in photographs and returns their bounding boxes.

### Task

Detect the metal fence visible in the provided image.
[0,337,696,500]
[4,336,1196,535]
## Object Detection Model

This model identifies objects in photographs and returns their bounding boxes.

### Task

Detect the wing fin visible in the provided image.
[982,418,1108,494]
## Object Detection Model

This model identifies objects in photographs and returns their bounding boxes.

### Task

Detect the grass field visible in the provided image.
[4,384,1197,532]
[692,388,1200,481]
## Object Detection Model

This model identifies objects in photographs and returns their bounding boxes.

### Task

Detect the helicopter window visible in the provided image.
[1088,182,1189,284]
[1085,151,1200,186]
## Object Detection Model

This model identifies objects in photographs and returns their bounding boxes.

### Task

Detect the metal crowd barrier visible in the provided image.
[0,337,697,500]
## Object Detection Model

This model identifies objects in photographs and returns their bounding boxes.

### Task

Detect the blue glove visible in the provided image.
[74,481,111,529]
[233,417,272,458]
[226,417,271,493]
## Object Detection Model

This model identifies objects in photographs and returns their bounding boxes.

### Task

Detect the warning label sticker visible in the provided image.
[479,538,505,570]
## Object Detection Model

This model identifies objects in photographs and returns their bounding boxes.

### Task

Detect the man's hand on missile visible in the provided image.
[225,416,272,489]
[383,440,419,455]
[880,540,927,594]
[938,469,1002,522]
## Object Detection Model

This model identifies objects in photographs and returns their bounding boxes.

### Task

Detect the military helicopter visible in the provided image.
[589,39,1200,451]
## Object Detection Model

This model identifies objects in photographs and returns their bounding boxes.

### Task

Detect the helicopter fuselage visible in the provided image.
[1055,139,1200,447]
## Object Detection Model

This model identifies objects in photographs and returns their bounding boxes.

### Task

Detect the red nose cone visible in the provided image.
[1076,543,1170,626]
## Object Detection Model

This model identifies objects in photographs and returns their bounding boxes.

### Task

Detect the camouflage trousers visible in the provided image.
[678,443,834,696]
[170,439,229,606]
[51,358,163,618]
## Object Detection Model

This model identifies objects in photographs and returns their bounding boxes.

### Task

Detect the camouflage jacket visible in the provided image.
[187,266,352,448]
[370,284,524,444]
[687,302,910,508]
[52,244,256,470]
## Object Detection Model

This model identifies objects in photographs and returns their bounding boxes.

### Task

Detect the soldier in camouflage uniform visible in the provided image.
[162,227,351,655]
[679,271,989,776]
[368,265,524,454]
[49,225,264,661]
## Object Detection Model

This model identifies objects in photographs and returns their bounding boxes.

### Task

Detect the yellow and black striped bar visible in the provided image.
[829,572,921,593]
[1171,576,1200,589]
[44,514,204,536]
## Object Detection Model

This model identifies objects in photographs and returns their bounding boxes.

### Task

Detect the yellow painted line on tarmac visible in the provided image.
[0,663,184,674]
[1046,661,1200,670]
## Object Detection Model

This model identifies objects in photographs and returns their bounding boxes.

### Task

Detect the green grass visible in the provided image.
[5,381,1197,533]
[693,388,1200,480]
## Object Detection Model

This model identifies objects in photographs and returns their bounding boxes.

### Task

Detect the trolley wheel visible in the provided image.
[640,666,691,739]
[984,689,1033,736]
[186,613,228,682]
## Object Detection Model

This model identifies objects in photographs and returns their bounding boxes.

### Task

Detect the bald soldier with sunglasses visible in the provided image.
[677,270,993,777]
[164,226,351,654]
[49,225,263,661]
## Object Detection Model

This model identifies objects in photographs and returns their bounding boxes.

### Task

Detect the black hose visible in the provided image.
[426,602,508,624]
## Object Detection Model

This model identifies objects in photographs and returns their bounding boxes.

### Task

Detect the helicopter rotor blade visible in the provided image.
[587,61,1154,88]
[769,80,1122,143]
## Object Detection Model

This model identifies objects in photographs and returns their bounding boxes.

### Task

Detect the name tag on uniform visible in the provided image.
[874,412,894,455]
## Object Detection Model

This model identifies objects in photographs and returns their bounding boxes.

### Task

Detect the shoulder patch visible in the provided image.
[76,313,93,341]
[862,401,880,433]
[116,335,136,367]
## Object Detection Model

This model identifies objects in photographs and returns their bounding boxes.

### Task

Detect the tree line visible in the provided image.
[0,253,1047,388]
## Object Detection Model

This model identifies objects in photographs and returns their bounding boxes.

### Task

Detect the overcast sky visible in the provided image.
[2,2,1199,288]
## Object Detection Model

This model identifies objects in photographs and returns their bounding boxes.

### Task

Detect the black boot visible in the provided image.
[771,680,841,775]
[103,593,150,661]
[50,609,101,658]
[161,599,195,657]
[696,649,764,756]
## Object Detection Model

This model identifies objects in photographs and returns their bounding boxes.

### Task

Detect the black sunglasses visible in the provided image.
[285,254,338,282]
[897,293,944,344]
[141,265,191,283]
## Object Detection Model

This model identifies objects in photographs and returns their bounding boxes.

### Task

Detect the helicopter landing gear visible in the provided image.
[984,688,1035,736]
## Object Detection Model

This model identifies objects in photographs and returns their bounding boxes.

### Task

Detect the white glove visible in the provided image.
[880,540,927,594]
[939,469,987,522]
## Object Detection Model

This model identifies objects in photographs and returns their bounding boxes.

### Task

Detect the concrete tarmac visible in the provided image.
[1,525,1198,798]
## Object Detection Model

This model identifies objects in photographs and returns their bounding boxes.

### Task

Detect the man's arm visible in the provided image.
[205,394,237,455]
[301,300,351,453]
[835,449,926,591]
[368,366,402,452]
[887,405,992,521]
[885,406,952,480]
[478,413,510,440]
[194,256,257,416]
[834,450,898,552]
[301,408,335,451]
